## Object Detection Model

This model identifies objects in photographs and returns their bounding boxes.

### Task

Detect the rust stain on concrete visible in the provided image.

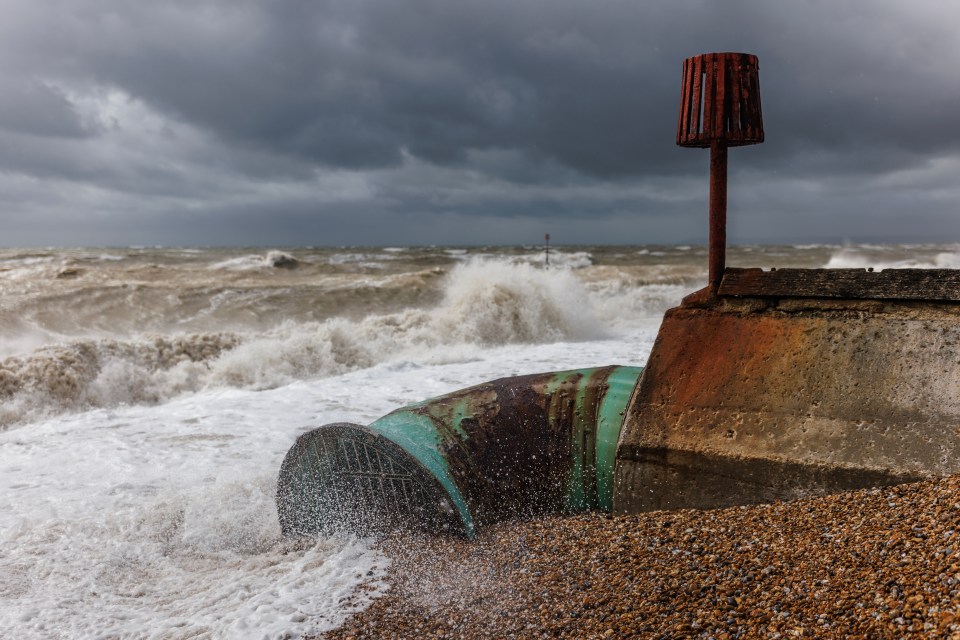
[614,292,960,513]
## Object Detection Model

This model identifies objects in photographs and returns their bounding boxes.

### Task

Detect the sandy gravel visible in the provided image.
[321,475,960,639]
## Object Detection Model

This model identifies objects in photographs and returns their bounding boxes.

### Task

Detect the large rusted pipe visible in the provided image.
[276,366,642,538]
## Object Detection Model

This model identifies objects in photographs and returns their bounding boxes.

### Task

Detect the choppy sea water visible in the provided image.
[1,243,957,638]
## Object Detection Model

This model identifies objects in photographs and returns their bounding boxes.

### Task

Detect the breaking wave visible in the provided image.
[824,247,960,270]
[208,250,300,271]
[0,260,616,428]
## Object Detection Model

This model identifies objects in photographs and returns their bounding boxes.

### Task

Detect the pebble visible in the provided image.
[319,475,960,639]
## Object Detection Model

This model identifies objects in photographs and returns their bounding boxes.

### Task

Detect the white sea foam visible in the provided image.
[588,282,692,331]
[208,251,299,271]
[196,260,613,390]
[0,255,57,267]
[264,250,299,268]
[0,325,658,639]
[825,247,960,270]
[0,259,636,427]
[792,243,835,250]
[329,252,378,265]
[521,249,593,269]
[0,385,392,639]
[208,254,268,271]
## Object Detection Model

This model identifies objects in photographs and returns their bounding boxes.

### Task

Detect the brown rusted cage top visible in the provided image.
[677,52,764,148]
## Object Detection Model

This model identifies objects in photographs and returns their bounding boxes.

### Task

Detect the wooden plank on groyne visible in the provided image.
[719,267,960,302]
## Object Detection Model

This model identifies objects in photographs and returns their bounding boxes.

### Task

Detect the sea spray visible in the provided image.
[4,244,952,638]
[0,258,623,427]
[432,259,606,344]
[0,334,241,427]
[182,261,611,389]
[15,244,952,428]
[825,245,960,270]
[0,329,661,639]
[0,386,391,639]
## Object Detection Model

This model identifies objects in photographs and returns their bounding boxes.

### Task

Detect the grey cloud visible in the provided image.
[0,80,91,138]
[14,0,960,177]
[0,0,958,246]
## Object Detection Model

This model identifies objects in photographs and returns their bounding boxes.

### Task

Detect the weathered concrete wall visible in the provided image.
[613,293,960,513]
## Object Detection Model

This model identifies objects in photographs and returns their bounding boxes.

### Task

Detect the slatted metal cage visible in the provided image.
[677,52,764,148]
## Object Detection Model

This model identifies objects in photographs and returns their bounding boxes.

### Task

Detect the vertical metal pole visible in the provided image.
[709,140,728,293]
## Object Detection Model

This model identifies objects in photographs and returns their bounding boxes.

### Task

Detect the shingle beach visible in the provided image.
[323,475,960,639]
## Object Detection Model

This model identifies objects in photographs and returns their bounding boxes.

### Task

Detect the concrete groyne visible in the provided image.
[614,269,960,512]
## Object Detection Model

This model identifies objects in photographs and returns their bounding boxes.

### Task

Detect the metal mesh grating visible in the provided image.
[277,423,462,537]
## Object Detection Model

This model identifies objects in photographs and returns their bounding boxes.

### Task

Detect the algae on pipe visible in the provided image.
[276,366,642,538]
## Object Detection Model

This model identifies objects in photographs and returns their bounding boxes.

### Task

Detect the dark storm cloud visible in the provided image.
[0,79,92,139]
[79,0,959,176]
[0,0,958,246]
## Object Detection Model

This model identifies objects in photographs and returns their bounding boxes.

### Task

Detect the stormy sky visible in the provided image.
[1,0,958,247]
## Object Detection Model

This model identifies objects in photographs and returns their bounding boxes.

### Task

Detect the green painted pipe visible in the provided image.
[276,365,642,538]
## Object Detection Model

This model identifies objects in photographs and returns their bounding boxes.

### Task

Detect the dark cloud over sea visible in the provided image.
[1,0,958,246]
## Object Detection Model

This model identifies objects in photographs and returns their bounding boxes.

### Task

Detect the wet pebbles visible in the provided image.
[322,475,960,639]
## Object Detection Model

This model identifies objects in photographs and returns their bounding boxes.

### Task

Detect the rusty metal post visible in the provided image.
[677,52,764,294]
[709,141,727,291]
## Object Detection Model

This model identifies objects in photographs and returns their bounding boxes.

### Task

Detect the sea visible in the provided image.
[2,243,958,639]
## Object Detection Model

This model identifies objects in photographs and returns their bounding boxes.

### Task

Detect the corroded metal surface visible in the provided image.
[676,52,764,148]
[708,141,728,292]
[277,366,642,538]
[395,366,641,526]
[613,293,960,513]
[276,423,462,537]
